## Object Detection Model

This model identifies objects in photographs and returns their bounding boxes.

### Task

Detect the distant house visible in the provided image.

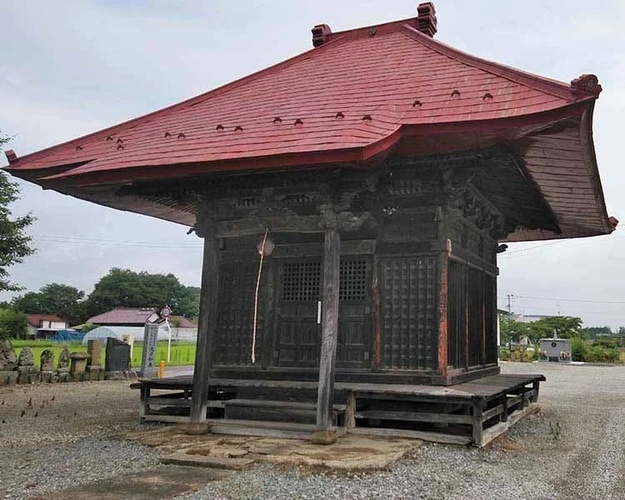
[86,307,197,341]
[511,314,552,324]
[26,314,68,339]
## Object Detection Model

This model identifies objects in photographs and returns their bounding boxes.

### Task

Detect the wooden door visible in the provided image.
[337,258,372,369]
[274,257,372,369]
[275,260,321,367]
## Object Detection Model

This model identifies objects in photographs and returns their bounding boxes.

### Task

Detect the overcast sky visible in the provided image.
[1,0,624,328]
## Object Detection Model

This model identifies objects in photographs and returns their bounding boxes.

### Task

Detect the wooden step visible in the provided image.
[160,451,254,470]
[223,399,346,412]
[207,419,345,440]
[222,399,346,426]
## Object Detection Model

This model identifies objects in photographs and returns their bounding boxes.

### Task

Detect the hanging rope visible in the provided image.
[252,228,269,364]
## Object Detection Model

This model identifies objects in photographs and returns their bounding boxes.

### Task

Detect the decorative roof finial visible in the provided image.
[416,2,437,38]
[4,149,17,165]
[311,24,332,47]
[570,74,602,99]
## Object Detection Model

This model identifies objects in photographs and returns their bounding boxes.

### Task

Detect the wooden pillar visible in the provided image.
[371,255,382,370]
[311,227,340,445]
[437,250,449,378]
[187,228,219,433]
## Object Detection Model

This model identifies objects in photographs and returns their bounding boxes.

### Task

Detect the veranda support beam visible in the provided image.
[311,227,340,445]
[187,228,220,433]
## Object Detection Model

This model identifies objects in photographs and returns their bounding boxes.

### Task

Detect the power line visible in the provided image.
[501,240,567,256]
[500,233,625,258]
[509,295,625,305]
[30,234,203,249]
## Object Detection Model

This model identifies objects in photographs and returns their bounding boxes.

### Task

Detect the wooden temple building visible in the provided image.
[4,3,616,445]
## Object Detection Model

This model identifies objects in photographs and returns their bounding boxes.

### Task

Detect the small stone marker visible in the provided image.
[140,323,159,378]
[69,352,89,375]
[0,340,18,386]
[86,340,104,381]
[40,349,55,383]
[17,347,36,384]
[17,347,35,372]
[0,340,18,371]
[40,349,55,372]
[87,340,103,369]
[57,348,71,373]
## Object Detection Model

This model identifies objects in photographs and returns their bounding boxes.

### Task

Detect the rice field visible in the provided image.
[10,340,196,369]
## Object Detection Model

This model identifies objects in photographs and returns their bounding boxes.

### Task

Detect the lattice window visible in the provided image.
[380,257,436,370]
[281,261,321,301]
[339,260,367,301]
[281,259,369,302]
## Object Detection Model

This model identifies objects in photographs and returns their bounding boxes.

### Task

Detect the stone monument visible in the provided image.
[40,349,55,382]
[105,338,131,379]
[0,340,18,385]
[0,340,18,371]
[86,339,104,381]
[57,348,71,372]
[40,349,55,371]
[17,347,36,384]
[140,323,159,379]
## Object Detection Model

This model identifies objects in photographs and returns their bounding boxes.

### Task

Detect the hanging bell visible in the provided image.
[257,234,275,256]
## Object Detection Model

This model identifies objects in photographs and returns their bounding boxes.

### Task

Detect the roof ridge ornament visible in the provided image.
[570,74,602,98]
[4,149,17,165]
[312,24,332,47]
[416,2,437,38]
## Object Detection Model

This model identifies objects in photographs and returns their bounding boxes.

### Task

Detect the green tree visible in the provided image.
[0,130,35,292]
[0,307,29,340]
[12,283,86,325]
[85,268,200,319]
[499,315,533,344]
[581,326,613,338]
[528,316,583,341]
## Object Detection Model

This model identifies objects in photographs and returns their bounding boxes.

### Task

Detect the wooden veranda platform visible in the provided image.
[131,373,545,447]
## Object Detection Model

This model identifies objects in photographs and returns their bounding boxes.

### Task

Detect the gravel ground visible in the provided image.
[0,381,161,499]
[1,362,624,500]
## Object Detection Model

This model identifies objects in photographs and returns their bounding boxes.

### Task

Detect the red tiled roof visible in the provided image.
[2,6,612,240]
[27,314,65,328]
[86,307,196,327]
[87,308,156,325]
[5,17,589,184]
[169,316,196,328]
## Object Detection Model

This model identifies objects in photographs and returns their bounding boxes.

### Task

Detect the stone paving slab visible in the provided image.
[30,466,229,500]
[129,426,423,472]
[160,452,255,470]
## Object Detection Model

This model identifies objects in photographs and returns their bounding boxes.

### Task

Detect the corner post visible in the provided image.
[311,224,340,445]
[188,219,220,433]
[437,241,450,378]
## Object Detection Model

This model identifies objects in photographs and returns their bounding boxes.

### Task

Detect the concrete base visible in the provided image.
[310,430,338,445]
[183,422,211,435]
[104,370,137,381]
[86,368,104,381]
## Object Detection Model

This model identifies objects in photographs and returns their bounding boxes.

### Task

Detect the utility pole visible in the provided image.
[506,294,514,315]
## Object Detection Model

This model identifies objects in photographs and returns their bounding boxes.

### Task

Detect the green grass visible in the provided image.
[10,340,196,369]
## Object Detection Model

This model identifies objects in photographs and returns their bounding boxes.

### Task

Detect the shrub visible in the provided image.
[0,308,29,340]
[570,336,589,362]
